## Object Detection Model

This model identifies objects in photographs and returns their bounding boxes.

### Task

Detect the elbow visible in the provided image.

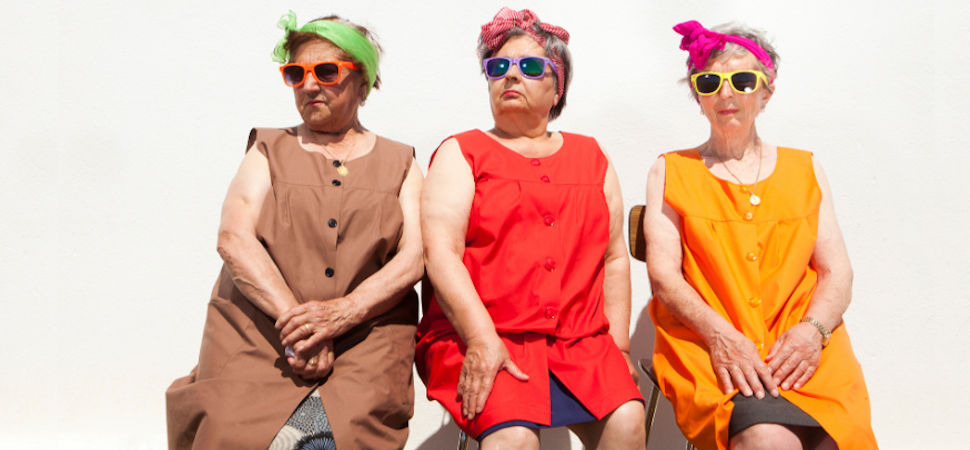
[216,228,246,262]
[401,246,426,285]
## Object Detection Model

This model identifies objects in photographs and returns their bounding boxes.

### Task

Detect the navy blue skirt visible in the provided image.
[477,372,597,441]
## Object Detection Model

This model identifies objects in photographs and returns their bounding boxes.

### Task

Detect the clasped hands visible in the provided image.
[709,323,823,399]
[274,297,360,380]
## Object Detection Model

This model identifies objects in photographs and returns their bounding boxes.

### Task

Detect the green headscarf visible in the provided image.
[272,10,380,96]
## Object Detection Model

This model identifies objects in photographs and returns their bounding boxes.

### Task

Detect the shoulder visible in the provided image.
[375,134,416,159]
[247,127,297,155]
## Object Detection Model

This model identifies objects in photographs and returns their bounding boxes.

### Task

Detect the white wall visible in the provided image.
[1,0,967,448]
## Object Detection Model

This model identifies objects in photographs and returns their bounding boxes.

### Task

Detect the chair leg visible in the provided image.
[458,429,469,450]
[644,384,660,449]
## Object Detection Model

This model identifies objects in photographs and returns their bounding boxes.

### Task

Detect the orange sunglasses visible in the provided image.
[279,61,357,87]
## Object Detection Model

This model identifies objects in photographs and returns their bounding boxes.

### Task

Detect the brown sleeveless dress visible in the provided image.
[166,127,419,450]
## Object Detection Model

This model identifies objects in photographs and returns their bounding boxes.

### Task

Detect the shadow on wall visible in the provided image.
[412,417,576,449]
[631,298,692,449]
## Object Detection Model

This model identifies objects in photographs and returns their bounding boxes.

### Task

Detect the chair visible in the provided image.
[630,205,695,450]
[458,430,469,450]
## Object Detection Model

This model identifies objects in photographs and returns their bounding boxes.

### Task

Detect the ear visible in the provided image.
[762,80,775,104]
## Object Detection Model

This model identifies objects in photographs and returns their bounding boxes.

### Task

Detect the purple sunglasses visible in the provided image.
[482,56,557,80]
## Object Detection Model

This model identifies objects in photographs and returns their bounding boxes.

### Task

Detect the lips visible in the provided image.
[717,108,739,115]
[502,89,521,98]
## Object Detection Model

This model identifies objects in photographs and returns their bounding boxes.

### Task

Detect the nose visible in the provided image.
[503,62,523,81]
[300,71,322,92]
[718,77,735,98]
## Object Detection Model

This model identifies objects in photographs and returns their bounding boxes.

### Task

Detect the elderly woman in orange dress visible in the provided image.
[643,21,878,449]
[416,8,644,450]
[166,11,423,450]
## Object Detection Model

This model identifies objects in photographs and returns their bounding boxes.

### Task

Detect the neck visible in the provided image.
[492,112,550,140]
[703,125,761,160]
[300,120,366,147]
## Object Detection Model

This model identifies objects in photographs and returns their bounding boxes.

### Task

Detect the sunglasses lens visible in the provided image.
[694,74,722,94]
[485,58,510,78]
[518,57,546,77]
[314,63,341,84]
[282,66,306,86]
[731,72,759,93]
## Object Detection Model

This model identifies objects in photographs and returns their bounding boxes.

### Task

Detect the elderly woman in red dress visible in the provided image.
[415,8,645,450]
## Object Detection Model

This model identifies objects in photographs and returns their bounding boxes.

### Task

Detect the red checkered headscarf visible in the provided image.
[479,7,570,98]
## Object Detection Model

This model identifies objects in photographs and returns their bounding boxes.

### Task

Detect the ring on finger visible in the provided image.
[308,357,318,367]
[304,323,312,334]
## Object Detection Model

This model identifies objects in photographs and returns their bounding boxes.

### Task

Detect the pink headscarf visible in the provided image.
[674,20,775,80]
[479,7,570,97]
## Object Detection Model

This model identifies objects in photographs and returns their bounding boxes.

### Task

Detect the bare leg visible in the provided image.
[479,426,540,450]
[568,400,645,450]
[729,423,802,450]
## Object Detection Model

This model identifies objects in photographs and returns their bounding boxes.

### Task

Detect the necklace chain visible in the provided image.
[708,142,764,206]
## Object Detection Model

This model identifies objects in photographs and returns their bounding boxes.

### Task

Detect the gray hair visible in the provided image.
[477,28,572,120]
[683,23,780,100]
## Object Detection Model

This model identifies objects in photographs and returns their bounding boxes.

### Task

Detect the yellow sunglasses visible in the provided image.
[690,70,770,96]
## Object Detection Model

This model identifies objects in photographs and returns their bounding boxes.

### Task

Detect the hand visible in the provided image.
[276,298,360,353]
[287,338,335,380]
[765,323,823,390]
[621,350,639,384]
[707,328,778,398]
[457,336,529,420]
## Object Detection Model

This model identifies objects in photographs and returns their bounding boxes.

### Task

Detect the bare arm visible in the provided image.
[766,157,853,389]
[423,138,528,420]
[277,159,426,351]
[644,157,777,398]
[600,158,636,380]
[217,147,300,319]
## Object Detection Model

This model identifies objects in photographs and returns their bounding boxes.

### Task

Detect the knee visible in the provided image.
[729,423,800,450]
[606,400,646,438]
[480,426,539,449]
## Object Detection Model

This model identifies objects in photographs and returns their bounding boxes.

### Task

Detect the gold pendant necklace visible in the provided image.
[335,162,349,176]
[713,144,763,206]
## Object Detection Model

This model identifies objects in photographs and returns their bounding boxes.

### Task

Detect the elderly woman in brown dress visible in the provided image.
[166,11,423,450]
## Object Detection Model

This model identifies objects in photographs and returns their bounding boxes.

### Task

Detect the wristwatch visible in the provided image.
[800,317,831,347]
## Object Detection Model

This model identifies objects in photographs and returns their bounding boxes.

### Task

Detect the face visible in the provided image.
[696,52,774,132]
[487,35,559,120]
[290,39,366,132]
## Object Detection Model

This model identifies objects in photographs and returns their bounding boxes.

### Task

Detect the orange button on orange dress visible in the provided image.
[649,148,877,450]
[416,129,642,438]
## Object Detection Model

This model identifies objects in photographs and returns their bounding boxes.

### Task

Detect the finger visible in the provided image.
[281,322,314,347]
[288,356,307,372]
[742,365,766,399]
[782,361,809,390]
[716,367,734,394]
[456,368,466,397]
[275,305,306,329]
[729,366,753,397]
[754,362,779,397]
[502,359,530,381]
[293,332,328,355]
[766,343,794,371]
[792,364,817,390]
[771,354,798,386]
[279,315,311,342]
[765,339,782,362]
[474,375,495,416]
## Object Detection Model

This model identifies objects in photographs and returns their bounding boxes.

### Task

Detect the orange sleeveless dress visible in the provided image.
[649,148,877,450]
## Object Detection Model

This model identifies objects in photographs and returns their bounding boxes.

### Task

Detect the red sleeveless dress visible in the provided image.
[416,129,642,438]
